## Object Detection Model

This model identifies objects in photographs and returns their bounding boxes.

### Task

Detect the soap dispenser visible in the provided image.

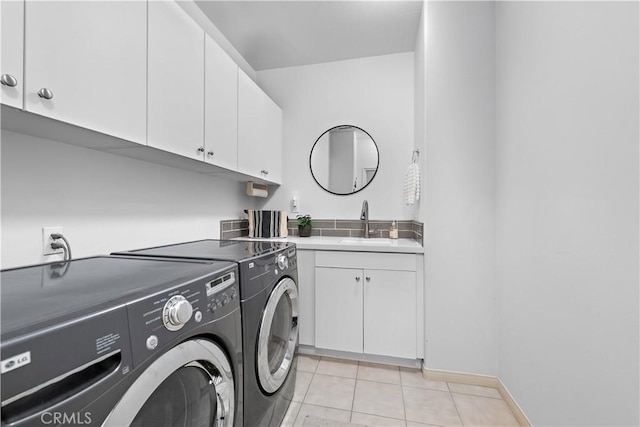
[389,220,398,239]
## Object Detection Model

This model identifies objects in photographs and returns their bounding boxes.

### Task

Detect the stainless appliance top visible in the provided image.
[113,239,291,263]
[1,256,235,338]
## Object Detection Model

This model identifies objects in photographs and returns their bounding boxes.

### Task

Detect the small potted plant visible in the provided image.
[297,214,313,237]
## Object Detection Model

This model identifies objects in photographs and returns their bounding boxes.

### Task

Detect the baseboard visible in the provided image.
[423,368,499,388]
[298,345,422,369]
[497,378,533,427]
[422,368,532,427]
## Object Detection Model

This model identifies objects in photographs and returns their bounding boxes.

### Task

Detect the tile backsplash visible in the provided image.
[220,218,423,245]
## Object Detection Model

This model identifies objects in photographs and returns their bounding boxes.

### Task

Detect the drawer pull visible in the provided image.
[37,88,54,100]
[1,74,17,87]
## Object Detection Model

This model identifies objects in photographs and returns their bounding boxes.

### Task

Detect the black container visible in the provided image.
[298,224,312,237]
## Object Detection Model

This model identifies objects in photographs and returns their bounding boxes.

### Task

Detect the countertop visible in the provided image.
[233,236,424,254]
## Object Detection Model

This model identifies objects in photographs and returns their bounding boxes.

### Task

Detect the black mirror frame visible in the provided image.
[309,124,380,196]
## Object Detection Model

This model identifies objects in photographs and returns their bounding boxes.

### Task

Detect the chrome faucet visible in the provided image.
[360,200,372,238]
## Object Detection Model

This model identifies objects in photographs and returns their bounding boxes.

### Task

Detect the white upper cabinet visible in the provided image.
[148,0,205,160]
[238,70,283,184]
[262,94,283,184]
[5,0,283,183]
[23,0,146,144]
[1,0,24,109]
[205,35,238,170]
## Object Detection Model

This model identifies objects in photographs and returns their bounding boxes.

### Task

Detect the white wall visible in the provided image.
[1,130,253,269]
[496,2,639,425]
[256,53,414,220]
[422,1,498,375]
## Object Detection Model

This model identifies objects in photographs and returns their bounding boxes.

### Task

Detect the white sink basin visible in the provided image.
[338,238,394,246]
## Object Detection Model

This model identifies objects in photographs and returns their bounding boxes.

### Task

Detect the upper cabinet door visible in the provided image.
[205,35,238,170]
[23,0,146,144]
[238,70,283,184]
[262,95,283,184]
[1,0,24,109]
[148,0,204,160]
[238,70,265,178]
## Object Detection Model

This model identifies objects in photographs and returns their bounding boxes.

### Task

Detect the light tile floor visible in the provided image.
[281,355,520,427]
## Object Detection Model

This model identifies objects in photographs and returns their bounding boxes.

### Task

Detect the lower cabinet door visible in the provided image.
[315,267,363,353]
[297,250,316,346]
[364,269,417,359]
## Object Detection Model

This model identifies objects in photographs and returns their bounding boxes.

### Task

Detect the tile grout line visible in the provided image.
[398,366,409,425]
[447,382,465,426]
[348,360,359,423]
[294,357,320,425]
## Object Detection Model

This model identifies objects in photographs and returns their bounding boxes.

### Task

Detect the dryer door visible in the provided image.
[103,339,234,427]
[257,277,299,394]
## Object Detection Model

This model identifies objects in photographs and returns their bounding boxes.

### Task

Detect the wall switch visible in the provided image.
[43,227,64,256]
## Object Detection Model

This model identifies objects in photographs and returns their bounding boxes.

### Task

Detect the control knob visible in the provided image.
[163,295,193,331]
[221,293,230,305]
[277,253,288,270]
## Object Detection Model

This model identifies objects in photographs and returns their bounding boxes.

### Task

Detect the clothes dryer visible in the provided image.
[1,256,242,427]
[113,240,299,427]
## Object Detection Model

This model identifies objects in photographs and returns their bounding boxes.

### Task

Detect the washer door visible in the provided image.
[103,339,234,427]
[257,277,299,394]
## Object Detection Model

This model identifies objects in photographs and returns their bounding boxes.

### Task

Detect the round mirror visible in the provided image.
[309,125,379,195]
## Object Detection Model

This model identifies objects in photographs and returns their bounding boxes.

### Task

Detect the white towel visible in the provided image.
[403,162,421,206]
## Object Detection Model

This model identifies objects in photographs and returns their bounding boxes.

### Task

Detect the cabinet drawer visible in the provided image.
[315,251,416,271]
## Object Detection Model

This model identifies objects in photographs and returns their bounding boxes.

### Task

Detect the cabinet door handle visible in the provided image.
[365,276,371,282]
[1,74,17,87]
[197,147,205,154]
[207,150,214,158]
[37,88,54,100]
[355,276,361,282]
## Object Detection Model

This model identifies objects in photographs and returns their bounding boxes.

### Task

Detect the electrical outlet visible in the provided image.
[43,227,64,256]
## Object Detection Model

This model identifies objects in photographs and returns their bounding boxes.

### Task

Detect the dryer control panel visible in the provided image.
[126,265,240,368]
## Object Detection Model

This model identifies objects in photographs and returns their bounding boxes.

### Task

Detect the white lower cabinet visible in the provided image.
[297,250,316,346]
[314,251,420,359]
[315,267,364,353]
[363,269,417,359]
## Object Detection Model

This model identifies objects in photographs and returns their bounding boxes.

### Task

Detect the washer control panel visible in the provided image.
[206,271,238,314]
[126,264,239,368]
[163,295,194,331]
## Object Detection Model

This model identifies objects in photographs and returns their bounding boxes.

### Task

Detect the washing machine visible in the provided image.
[113,239,299,427]
[1,255,243,427]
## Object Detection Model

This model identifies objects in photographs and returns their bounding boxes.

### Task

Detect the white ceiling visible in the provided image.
[194,1,424,71]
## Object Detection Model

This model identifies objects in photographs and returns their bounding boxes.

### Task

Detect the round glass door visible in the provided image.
[257,277,299,394]
[103,339,235,427]
[131,362,217,426]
